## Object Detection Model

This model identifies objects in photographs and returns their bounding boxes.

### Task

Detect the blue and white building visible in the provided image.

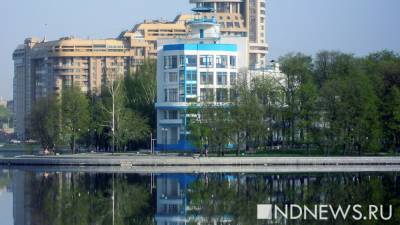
[155,8,248,151]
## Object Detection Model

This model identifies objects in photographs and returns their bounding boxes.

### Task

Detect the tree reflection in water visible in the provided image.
[11,171,399,225]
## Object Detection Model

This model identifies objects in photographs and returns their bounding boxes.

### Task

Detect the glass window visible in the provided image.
[216,88,228,102]
[217,72,227,85]
[186,70,197,81]
[164,55,178,69]
[169,72,178,82]
[200,72,213,85]
[200,55,214,68]
[186,55,197,67]
[179,55,185,66]
[163,110,168,119]
[230,72,237,85]
[169,110,178,119]
[179,70,185,83]
[168,88,178,102]
[179,83,185,102]
[164,89,168,102]
[171,56,177,68]
[230,56,236,68]
[186,84,197,95]
[200,88,214,101]
[216,2,229,12]
[230,89,237,101]
[216,55,228,68]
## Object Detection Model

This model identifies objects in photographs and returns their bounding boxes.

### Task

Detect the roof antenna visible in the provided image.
[43,23,48,42]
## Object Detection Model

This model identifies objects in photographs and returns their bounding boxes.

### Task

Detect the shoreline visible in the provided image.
[2,165,400,174]
[1,155,400,167]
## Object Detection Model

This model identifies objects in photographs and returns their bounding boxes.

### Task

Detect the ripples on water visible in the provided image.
[0,169,398,225]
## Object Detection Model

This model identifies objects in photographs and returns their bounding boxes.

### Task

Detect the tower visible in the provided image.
[189,0,268,68]
[155,7,243,151]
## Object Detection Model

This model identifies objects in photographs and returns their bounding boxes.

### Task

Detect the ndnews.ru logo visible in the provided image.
[257,204,392,221]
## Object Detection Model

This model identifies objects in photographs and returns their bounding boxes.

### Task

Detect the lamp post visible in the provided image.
[150,132,156,155]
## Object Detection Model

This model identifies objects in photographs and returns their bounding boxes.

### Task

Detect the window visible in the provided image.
[230,56,237,68]
[169,72,178,82]
[200,55,213,68]
[217,72,227,85]
[230,72,237,85]
[164,55,178,69]
[216,2,229,12]
[179,83,185,101]
[200,72,213,85]
[200,88,214,101]
[179,55,185,66]
[186,84,197,95]
[216,55,228,68]
[168,88,178,102]
[162,110,168,119]
[169,110,178,119]
[216,89,228,102]
[179,70,185,83]
[186,70,197,81]
[163,72,168,82]
[164,89,168,101]
[186,55,197,67]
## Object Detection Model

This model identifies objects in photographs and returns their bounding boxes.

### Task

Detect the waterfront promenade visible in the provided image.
[1,154,400,167]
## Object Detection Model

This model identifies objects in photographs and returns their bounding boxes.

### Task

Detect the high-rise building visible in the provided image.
[189,0,268,68]
[127,15,192,57]
[13,0,270,140]
[12,36,150,139]
[155,8,247,151]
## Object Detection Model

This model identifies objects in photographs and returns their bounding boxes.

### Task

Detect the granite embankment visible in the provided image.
[1,154,400,167]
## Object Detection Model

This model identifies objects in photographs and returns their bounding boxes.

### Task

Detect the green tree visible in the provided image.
[30,96,61,151]
[101,79,150,152]
[231,81,264,154]
[187,106,211,155]
[125,60,157,130]
[61,87,90,154]
[0,105,11,127]
[298,79,320,153]
[280,53,314,148]
[383,86,400,152]
[253,76,285,151]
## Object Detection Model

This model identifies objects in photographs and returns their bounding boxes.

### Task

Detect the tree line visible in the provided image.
[30,60,156,153]
[189,51,400,156]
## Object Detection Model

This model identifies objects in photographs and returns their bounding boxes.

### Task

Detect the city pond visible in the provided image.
[0,169,399,225]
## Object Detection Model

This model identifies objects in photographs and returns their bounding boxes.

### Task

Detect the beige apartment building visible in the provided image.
[189,0,268,68]
[13,0,268,139]
[13,36,151,139]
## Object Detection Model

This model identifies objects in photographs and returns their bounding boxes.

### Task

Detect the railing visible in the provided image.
[189,18,217,24]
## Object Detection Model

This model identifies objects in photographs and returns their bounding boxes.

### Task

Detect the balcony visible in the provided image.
[188,17,217,25]
[159,119,183,125]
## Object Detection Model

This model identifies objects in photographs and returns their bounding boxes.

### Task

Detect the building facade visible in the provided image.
[12,36,150,139]
[189,0,268,68]
[155,10,246,151]
[13,0,270,140]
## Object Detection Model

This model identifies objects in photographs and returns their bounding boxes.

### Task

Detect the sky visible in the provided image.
[0,0,399,100]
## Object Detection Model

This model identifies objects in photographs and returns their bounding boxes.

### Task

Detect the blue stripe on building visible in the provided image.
[163,44,237,52]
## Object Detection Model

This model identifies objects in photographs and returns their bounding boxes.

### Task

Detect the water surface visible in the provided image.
[0,169,399,225]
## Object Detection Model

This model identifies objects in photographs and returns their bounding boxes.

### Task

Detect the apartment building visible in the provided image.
[12,35,150,139]
[155,8,248,151]
[127,15,192,57]
[189,0,268,68]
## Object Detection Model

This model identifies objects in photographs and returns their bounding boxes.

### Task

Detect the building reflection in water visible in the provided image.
[13,170,30,225]
[9,170,400,225]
